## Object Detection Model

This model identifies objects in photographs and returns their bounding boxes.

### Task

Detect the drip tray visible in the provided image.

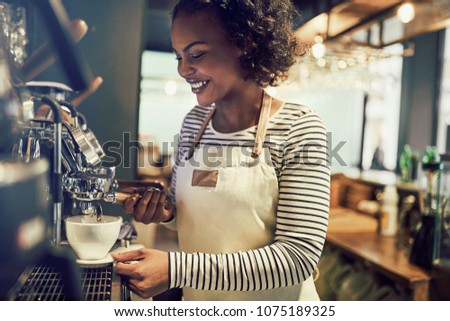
[14,263,114,301]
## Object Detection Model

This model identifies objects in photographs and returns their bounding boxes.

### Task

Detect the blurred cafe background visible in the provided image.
[1,0,450,301]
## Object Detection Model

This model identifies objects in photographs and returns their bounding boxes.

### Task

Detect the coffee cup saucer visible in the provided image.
[75,244,145,266]
[76,254,113,266]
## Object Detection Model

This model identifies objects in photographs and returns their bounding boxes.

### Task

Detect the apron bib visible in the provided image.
[175,92,319,300]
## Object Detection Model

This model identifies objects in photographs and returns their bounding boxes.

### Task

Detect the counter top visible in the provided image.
[327,208,431,300]
[337,169,397,186]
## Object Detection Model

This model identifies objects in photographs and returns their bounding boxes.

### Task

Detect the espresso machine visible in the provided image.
[0,0,132,300]
[16,82,130,244]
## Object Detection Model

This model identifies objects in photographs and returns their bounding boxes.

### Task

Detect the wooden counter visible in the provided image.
[327,208,432,300]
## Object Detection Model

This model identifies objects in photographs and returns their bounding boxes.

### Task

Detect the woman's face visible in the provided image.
[171,10,245,107]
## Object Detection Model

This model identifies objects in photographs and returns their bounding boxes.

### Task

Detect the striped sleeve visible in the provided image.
[168,107,330,291]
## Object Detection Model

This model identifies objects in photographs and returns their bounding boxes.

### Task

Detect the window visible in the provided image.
[139,51,196,153]
[276,44,403,174]
[437,28,450,154]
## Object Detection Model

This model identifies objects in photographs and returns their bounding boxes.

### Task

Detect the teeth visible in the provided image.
[191,81,208,89]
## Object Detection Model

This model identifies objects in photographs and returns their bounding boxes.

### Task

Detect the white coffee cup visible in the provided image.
[65,215,122,260]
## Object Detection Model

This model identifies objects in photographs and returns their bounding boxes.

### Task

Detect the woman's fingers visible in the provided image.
[122,193,140,214]
[123,280,143,297]
[120,187,167,224]
[133,189,153,222]
[133,188,160,223]
[142,189,162,224]
[114,248,169,299]
[152,193,168,223]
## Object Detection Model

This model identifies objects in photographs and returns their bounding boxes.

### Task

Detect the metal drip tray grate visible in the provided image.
[82,265,113,301]
[14,263,113,301]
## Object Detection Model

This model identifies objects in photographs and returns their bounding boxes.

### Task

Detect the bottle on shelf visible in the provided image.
[379,185,399,237]
[409,210,436,269]
[422,145,437,165]
[409,149,439,269]
[399,144,412,183]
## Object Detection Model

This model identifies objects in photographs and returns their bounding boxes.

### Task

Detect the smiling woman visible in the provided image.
[115,0,330,301]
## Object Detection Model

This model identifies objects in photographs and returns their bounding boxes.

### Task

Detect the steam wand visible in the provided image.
[58,99,83,168]
[58,100,78,127]
[32,95,63,246]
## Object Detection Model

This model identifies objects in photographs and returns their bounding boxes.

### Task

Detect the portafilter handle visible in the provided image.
[103,180,165,205]
[104,192,142,205]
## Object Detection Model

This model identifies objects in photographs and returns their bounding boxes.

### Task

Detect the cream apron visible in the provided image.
[175,93,319,301]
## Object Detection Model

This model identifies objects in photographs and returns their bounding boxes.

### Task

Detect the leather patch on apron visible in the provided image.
[191,169,218,187]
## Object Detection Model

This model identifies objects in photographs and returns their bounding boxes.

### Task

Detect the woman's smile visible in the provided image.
[187,79,210,94]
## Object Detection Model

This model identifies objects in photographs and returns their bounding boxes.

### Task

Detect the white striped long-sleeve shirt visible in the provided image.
[166,102,330,291]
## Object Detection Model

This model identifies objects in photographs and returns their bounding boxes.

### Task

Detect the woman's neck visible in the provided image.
[212,85,264,133]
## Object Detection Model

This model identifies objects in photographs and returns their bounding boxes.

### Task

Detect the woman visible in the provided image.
[113,0,330,301]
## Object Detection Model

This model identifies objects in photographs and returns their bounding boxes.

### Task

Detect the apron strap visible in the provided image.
[187,107,216,160]
[186,91,273,160]
[252,92,272,158]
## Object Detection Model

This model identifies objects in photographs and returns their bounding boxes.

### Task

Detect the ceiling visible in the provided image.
[145,0,450,52]
[294,0,403,43]
[294,0,450,46]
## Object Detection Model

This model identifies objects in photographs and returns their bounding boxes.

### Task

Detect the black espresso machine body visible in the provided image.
[0,159,52,298]
[0,5,54,296]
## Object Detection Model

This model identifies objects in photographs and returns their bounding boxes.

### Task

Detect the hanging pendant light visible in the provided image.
[397,2,415,24]
[311,35,326,59]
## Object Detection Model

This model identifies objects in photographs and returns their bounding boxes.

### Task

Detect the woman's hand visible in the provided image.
[112,248,170,299]
[121,186,174,224]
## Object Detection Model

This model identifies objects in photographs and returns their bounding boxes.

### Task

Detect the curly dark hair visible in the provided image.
[172,0,305,87]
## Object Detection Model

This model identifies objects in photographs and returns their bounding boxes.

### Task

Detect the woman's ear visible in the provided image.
[236,47,247,57]
[236,37,252,58]
[242,36,253,54]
